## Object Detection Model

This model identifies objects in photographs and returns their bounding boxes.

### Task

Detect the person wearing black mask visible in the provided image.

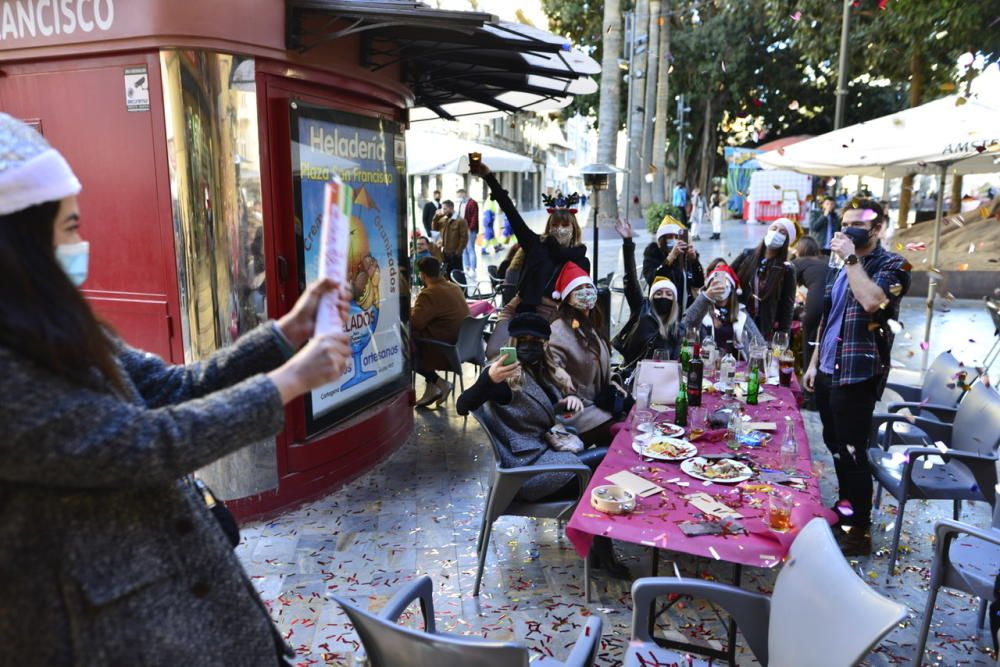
[803,198,910,557]
[456,312,626,577]
[808,196,840,254]
[422,189,441,238]
[641,215,704,312]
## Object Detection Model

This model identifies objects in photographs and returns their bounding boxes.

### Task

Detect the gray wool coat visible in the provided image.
[0,324,293,666]
[457,369,580,501]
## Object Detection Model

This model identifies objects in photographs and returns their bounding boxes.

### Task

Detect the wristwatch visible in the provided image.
[845,254,859,266]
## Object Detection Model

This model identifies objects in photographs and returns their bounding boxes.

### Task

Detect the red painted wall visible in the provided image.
[0,54,182,361]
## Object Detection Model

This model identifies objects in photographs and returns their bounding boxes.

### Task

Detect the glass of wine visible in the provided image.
[630,409,655,473]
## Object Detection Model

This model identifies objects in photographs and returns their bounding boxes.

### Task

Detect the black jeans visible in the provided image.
[814,372,879,528]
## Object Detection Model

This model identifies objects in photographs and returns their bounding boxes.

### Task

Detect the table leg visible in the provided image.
[726,563,743,666]
[584,546,591,603]
[648,547,659,639]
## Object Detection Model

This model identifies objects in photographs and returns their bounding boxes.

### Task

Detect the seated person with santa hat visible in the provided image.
[614,221,764,372]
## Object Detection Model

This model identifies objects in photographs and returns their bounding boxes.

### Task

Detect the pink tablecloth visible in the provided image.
[566,379,836,569]
[468,300,496,317]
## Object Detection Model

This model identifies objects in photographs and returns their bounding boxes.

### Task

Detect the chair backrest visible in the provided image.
[470,406,505,465]
[950,382,1000,455]
[451,269,469,288]
[333,596,529,667]
[922,351,975,407]
[457,316,489,365]
[487,264,500,281]
[767,519,906,667]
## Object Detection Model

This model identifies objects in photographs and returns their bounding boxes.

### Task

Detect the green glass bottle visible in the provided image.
[747,365,760,406]
[675,381,688,427]
[679,342,692,373]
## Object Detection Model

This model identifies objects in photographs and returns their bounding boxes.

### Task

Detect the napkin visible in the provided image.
[745,422,777,431]
[605,471,664,498]
[684,492,743,519]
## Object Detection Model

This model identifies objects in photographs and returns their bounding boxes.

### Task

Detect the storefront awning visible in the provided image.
[286,0,599,121]
[405,131,535,174]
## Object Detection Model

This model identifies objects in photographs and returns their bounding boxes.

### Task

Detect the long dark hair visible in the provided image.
[736,239,789,316]
[555,297,608,359]
[0,201,126,395]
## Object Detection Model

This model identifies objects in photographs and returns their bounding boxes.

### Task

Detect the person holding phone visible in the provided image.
[0,114,352,664]
[641,215,704,313]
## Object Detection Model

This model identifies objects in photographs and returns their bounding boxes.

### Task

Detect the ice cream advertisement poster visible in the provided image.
[291,105,407,430]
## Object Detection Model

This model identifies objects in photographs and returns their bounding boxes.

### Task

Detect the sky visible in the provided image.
[429,0,551,30]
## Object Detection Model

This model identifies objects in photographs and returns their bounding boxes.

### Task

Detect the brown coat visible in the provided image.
[411,278,471,371]
[548,317,613,433]
[434,212,468,257]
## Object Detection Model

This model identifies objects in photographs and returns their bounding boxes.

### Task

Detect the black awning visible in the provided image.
[286,0,598,121]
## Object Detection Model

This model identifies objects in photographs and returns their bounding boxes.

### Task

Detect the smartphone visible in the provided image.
[499,346,517,366]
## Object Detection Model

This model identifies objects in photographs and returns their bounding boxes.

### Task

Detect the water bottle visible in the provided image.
[780,416,797,473]
[700,337,717,379]
[719,351,736,391]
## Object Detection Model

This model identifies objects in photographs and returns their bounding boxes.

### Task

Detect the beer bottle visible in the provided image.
[679,342,692,374]
[675,381,688,427]
[747,365,760,406]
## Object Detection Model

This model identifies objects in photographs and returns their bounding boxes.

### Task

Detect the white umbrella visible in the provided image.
[405,131,535,175]
[757,67,1000,349]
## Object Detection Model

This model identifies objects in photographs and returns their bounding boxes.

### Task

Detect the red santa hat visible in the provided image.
[551,262,594,301]
[708,263,742,295]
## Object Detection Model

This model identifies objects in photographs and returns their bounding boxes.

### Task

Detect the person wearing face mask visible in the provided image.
[688,186,707,241]
[547,262,615,438]
[808,196,840,254]
[641,215,705,312]
[677,263,765,357]
[469,162,589,351]
[421,189,441,238]
[455,312,625,576]
[730,216,799,341]
[0,114,353,665]
[802,198,910,557]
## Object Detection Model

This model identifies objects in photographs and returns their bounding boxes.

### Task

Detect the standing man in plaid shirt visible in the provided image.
[803,197,911,556]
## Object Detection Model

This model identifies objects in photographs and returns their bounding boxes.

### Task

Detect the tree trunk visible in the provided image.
[897,48,924,228]
[596,0,623,223]
[640,0,660,211]
[625,0,649,222]
[650,1,671,204]
[696,94,713,196]
[948,174,963,214]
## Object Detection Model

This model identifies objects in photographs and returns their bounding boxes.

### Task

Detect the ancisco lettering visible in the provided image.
[0,0,115,41]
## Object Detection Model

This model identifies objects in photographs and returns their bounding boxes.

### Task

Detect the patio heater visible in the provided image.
[581,163,621,281]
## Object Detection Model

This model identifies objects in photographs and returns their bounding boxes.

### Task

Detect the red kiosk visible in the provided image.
[0,0,596,518]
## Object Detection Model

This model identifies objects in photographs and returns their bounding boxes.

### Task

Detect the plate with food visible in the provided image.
[680,456,753,484]
[637,421,686,438]
[633,436,697,461]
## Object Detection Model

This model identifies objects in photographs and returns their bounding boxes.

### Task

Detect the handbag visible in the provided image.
[193,478,241,548]
[543,423,584,453]
[632,359,682,405]
[595,372,635,420]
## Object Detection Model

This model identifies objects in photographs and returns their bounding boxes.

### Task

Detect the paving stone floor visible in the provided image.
[237,215,998,665]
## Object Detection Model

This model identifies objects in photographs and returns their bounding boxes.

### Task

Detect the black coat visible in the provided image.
[641,242,704,312]
[483,173,589,308]
[422,200,440,236]
[792,256,829,335]
[613,239,680,369]
[730,248,797,339]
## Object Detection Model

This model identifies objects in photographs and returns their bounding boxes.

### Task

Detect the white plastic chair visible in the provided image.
[626,519,906,667]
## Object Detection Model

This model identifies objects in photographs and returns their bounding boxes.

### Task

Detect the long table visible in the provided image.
[565,373,836,662]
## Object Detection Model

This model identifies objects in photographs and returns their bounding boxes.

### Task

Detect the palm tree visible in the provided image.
[650,0,671,203]
[596,0,623,223]
[625,0,649,222]
[640,0,661,209]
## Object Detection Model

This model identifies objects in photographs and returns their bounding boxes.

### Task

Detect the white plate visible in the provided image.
[680,457,753,484]
[637,421,686,438]
[632,436,698,461]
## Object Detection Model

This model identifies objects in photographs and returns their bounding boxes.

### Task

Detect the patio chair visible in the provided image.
[626,519,906,667]
[413,316,489,394]
[333,575,602,667]
[469,407,592,596]
[451,269,495,302]
[868,382,1000,573]
[874,351,976,448]
[912,507,1000,667]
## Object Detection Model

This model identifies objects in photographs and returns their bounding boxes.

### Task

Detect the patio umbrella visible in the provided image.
[757,66,1000,349]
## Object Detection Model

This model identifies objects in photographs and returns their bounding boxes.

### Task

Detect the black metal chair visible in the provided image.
[469,407,591,596]
[868,382,1000,573]
[450,269,495,302]
[413,316,489,394]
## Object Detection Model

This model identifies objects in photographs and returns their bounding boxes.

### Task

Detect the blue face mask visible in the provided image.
[55,241,89,286]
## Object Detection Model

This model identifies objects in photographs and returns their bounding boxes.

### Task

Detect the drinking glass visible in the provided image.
[630,409,656,473]
[771,331,789,356]
[768,491,794,532]
[634,382,652,413]
[652,348,670,362]
[778,352,795,387]
[688,406,706,440]
[748,343,768,378]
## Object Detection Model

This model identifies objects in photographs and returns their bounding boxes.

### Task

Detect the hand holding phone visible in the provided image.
[499,346,517,366]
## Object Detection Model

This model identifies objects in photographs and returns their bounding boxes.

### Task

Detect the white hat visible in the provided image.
[656,214,686,239]
[0,113,81,216]
[771,217,800,245]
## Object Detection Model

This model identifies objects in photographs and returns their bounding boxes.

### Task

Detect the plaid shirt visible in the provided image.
[820,243,911,387]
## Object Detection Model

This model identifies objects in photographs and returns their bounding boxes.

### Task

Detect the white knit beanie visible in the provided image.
[0,113,81,216]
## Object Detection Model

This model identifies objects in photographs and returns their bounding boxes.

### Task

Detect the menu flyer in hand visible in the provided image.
[315,177,353,336]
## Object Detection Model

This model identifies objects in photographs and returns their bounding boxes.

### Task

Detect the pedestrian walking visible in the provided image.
[709,189,723,240]
[457,188,479,272]
[688,187,707,240]
[0,113,352,666]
